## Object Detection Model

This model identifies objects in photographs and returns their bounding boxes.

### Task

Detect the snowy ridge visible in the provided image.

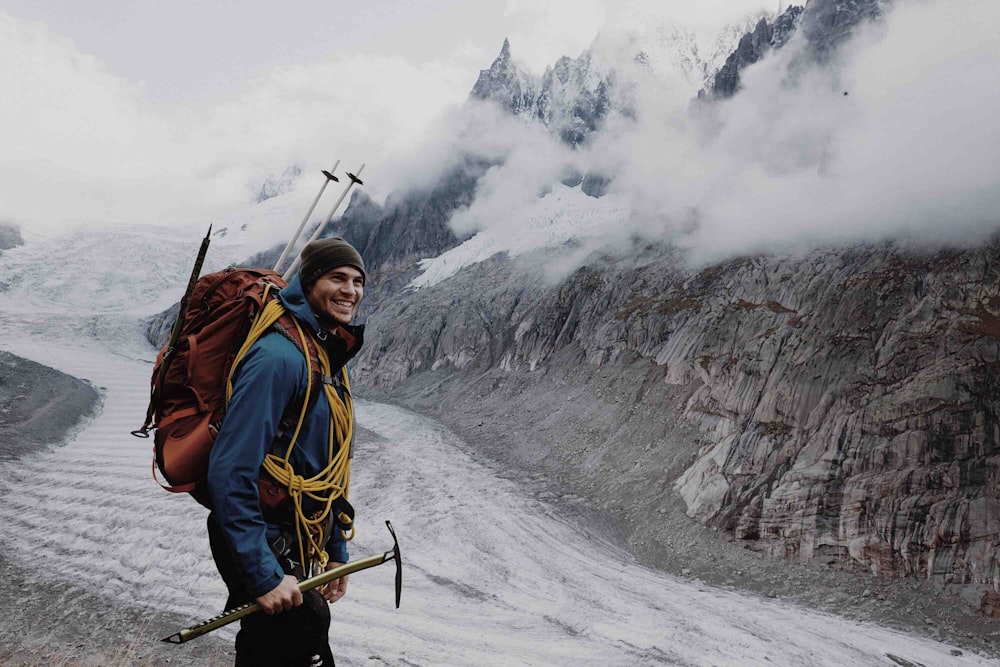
[412,185,630,289]
[0,225,994,665]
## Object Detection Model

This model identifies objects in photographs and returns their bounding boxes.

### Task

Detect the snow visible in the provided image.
[0,223,996,666]
[411,185,630,289]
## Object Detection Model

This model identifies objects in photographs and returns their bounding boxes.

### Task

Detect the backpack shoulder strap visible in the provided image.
[270,312,324,437]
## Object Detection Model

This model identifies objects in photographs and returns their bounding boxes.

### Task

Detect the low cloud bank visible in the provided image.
[0,12,469,234]
[430,0,1000,275]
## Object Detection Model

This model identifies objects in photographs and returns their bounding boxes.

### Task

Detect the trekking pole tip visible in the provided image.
[161,632,184,644]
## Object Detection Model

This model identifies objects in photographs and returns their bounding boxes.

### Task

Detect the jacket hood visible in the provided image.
[278,273,365,366]
[278,273,322,334]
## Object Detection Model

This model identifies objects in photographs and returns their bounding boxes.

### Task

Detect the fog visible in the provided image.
[0,1,773,235]
[4,0,997,268]
[427,0,1000,274]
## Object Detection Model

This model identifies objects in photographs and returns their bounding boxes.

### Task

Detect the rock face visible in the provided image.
[356,158,488,296]
[0,222,23,255]
[470,38,617,147]
[0,351,100,460]
[710,7,804,98]
[707,0,884,99]
[255,165,302,203]
[356,242,1000,596]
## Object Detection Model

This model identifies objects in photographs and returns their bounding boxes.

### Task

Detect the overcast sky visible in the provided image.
[0,0,777,232]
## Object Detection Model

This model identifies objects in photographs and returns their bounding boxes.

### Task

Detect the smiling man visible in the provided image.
[206,237,366,667]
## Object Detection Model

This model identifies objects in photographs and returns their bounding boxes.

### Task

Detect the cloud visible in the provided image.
[428,0,1000,278]
[0,12,470,233]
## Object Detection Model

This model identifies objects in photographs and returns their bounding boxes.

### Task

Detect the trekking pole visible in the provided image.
[273,162,340,273]
[132,224,213,438]
[282,164,365,281]
[161,520,402,644]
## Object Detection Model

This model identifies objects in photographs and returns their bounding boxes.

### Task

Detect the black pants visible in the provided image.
[208,515,335,667]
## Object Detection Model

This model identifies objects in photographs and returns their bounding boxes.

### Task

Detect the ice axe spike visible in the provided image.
[282,163,366,281]
[273,161,341,273]
[161,520,401,645]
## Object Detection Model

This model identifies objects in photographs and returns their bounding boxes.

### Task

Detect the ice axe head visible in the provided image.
[385,520,402,608]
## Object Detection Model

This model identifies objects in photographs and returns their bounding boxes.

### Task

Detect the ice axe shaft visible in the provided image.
[132,224,212,438]
[282,163,365,281]
[162,521,401,645]
[163,224,213,361]
[273,162,340,273]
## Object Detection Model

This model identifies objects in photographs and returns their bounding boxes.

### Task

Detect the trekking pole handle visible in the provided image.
[162,520,400,644]
[282,163,365,281]
[273,162,341,273]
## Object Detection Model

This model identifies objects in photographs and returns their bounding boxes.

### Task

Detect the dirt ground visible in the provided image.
[0,553,232,667]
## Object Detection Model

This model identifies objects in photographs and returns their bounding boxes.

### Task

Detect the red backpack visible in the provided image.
[133,267,321,507]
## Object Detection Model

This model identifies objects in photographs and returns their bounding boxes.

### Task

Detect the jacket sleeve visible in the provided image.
[206,336,305,597]
[326,525,349,563]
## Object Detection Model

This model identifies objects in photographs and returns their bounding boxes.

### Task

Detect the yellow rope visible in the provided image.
[227,286,353,575]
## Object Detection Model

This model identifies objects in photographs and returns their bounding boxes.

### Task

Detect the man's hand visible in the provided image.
[321,562,349,603]
[256,575,303,615]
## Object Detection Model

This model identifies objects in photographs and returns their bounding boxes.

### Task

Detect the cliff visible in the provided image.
[356,241,1000,608]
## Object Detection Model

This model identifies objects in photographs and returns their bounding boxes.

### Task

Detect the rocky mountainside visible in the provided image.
[0,222,23,256]
[706,0,884,99]
[357,241,1000,613]
[469,21,746,147]
[0,351,99,460]
[254,165,303,204]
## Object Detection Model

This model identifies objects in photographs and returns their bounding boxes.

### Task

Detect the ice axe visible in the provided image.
[162,520,402,644]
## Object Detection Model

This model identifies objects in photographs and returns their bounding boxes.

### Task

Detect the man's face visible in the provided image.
[304,265,364,326]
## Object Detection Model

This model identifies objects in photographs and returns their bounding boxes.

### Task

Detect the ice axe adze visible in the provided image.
[162,520,402,644]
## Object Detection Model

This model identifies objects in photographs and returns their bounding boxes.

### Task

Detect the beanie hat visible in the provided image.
[299,237,366,286]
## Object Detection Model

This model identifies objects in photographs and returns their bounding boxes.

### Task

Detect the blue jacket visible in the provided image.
[206,273,360,597]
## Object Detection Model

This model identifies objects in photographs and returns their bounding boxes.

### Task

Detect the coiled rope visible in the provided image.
[227,285,353,575]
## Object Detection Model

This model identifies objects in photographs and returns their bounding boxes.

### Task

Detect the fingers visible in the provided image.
[323,576,348,603]
[257,576,304,614]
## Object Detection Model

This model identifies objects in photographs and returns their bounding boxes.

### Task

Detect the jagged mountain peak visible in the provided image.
[253,164,303,204]
[468,39,537,115]
[705,0,885,99]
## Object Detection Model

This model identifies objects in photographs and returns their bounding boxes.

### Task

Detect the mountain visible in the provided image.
[0,221,22,255]
[706,0,885,99]
[254,165,303,204]
[358,239,1000,613]
[346,0,1000,614]
[708,5,805,99]
[470,22,750,147]
[142,0,1000,618]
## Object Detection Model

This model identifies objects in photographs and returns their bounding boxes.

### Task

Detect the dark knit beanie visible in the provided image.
[299,237,366,286]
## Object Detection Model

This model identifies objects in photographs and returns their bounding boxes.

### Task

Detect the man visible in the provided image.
[206,237,366,667]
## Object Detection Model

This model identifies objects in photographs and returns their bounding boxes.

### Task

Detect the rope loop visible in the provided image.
[228,297,355,574]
